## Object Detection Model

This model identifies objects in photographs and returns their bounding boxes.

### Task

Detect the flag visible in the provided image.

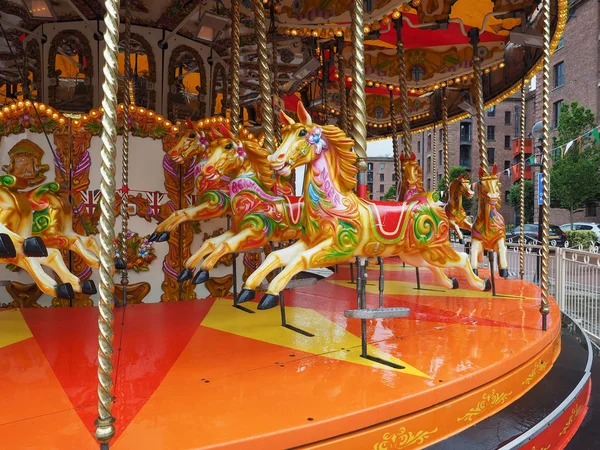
[529,155,535,165]
[81,190,100,215]
[18,33,26,42]
[146,191,165,216]
[564,140,574,155]
[592,128,600,144]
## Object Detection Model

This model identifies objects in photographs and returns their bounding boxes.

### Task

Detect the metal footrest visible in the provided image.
[259,277,319,291]
[344,307,410,319]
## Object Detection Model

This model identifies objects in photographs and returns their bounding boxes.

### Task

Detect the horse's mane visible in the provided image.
[320,124,357,192]
[242,139,276,191]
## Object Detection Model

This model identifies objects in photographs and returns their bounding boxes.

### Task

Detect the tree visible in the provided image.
[508,179,534,223]
[549,102,600,226]
[382,184,396,201]
[437,166,473,213]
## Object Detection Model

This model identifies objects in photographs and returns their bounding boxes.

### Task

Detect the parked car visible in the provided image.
[560,223,600,242]
[506,223,567,247]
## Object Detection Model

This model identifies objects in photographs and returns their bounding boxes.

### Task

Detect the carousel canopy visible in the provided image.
[0,0,566,138]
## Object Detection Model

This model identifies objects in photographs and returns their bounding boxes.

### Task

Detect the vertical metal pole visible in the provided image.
[252,0,274,154]
[442,90,449,200]
[270,5,281,145]
[539,0,552,330]
[230,0,241,134]
[519,81,527,279]
[489,251,497,296]
[415,267,421,290]
[94,0,120,445]
[378,256,384,308]
[360,258,368,357]
[470,28,488,173]
[393,17,411,158]
[350,0,368,198]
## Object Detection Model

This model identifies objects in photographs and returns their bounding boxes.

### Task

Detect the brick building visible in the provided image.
[366,156,396,200]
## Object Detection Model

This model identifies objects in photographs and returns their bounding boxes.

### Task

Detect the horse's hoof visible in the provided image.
[23,236,48,257]
[258,294,279,310]
[192,270,210,285]
[114,258,127,270]
[178,268,194,283]
[472,268,478,276]
[148,232,160,242]
[236,289,256,304]
[483,278,492,292]
[499,268,509,279]
[56,283,75,299]
[451,278,459,289]
[82,280,97,295]
[0,233,16,258]
[157,232,170,243]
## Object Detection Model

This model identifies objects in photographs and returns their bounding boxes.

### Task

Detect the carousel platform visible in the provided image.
[0,262,592,449]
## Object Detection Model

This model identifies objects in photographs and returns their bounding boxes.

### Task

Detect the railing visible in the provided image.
[451,238,600,341]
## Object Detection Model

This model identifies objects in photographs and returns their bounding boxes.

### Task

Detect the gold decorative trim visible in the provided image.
[373,426,438,450]
[457,389,512,422]
[522,360,549,386]
[559,403,583,436]
[531,445,551,450]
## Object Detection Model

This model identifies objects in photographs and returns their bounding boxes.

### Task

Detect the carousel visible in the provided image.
[0,0,593,449]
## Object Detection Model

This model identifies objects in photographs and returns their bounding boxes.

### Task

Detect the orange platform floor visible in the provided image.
[0,262,561,449]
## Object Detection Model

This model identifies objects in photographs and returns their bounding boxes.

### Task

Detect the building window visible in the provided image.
[427,134,431,151]
[379,173,385,181]
[427,179,431,190]
[505,190,510,202]
[487,125,495,141]
[487,106,496,117]
[554,62,564,88]
[367,172,373,182]
[380,163,385,170]
[460,145,471,168]
[439,149,443,164]
[417,141,421,154]
[553,100,563,128]
[585,204,597,217]
[439,129,443,144]
[505,111,511,124]
[367,162,373,171]
[488,148,495,165]
[504,135,511,149]
[392,173,396,182]
[379,184,384,193]
[557,34,564,50]
[504,160,510,170]
[427,156,431,173]
[380,196,384,200]
[460,122,471,142]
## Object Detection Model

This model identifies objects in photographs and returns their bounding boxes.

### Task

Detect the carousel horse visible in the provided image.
[0,177,80,299]
[399,152,424,201]
[445,173,474,243]
[150,119,293,243]
[237,102,490,309]
[177,124,303,288]
[470,164,509,278]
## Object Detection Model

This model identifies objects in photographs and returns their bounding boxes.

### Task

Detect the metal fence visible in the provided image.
[451,239,600,341]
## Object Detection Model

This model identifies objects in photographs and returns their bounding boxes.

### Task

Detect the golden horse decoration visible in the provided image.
[399,152,425,201]
[0,175,96,299]
[177,124,303,289]
[470,164,509,278]
[445,173,474,243]
[237,102,491,310]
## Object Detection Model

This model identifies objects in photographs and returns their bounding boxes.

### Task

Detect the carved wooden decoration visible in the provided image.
[52,294,93,308]
[3,282,43,308]
[2,139,50,186]
[114,282,152,305]
[205,275,234,298]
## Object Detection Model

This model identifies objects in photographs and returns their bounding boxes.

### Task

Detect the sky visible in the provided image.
[294,139,394,192]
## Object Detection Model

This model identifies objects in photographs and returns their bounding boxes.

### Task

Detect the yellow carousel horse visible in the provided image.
[399,152,425,201]
[178,124,303,289]
[237,103,490,310]
[445,173,474,243]
[470,164,509,278]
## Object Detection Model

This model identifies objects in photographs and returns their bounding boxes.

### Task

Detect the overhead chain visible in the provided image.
[94,0,120,445]
[230,0,241,134]
[252,0,275,154]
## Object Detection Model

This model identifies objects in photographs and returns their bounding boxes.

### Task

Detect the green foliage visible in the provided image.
[565,230,598,249]
[382,184,397,201]
[437,166,473,213]
[505,223,515,233]
[550,102,600,225]
[507,180,534,223]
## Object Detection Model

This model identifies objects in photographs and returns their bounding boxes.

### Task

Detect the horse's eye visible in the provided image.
[188,133,195,139]
[299,129,307,137]
[225,143,233,150]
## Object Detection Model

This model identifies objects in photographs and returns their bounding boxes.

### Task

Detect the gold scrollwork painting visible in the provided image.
[457,389,512,422]
[373,426,438,450]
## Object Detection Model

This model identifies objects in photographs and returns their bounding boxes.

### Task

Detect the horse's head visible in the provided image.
[200,124,247,182]
[270,102,325,176]
[453,172,474,199]
[478,164,501,206]
[168,118,210,164]
[400,152,422,190]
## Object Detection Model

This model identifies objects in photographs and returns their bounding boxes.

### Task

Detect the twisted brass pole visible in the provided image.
[539,0,551,329]
[336,34,349,136]
[94,0,120,445]
[394,17,411,157]
[271,14,281,144]
[390,90,400,187]
[442,90,449,199]
[470,29,488,173]
[432,123,437,190]
[230,0,241,134]
[120,0,132,305]
[519,80,526,279]
[350,0,368,193]
[253,0,275,154]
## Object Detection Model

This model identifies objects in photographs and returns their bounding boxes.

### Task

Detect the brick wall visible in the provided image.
[366,156,396,200]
